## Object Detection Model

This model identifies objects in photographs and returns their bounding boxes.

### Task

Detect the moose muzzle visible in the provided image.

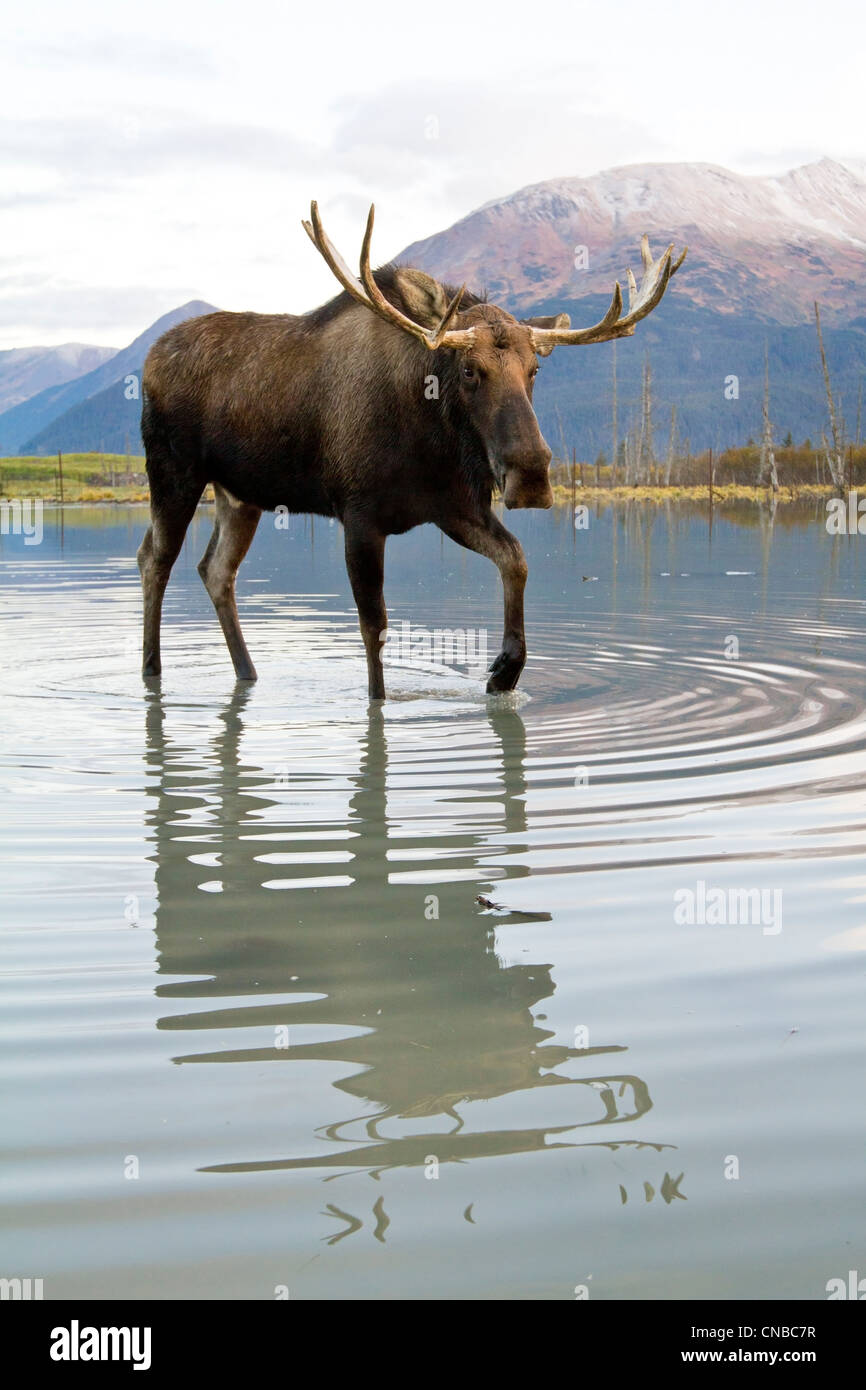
[502,444,554,510]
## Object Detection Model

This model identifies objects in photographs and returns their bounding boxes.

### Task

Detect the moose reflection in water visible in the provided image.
[143,688,674,1205]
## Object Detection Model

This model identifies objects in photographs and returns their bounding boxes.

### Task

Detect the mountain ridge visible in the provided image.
[4,157,865,459]
[0,342,117,415]
[398,157,866,325]
[0,300,217,455]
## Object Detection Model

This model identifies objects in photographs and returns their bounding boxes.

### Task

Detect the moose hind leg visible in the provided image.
[198,483,262,681]
[137,476,203,677]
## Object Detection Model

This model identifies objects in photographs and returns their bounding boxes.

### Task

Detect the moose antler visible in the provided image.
[302,202,476,350]
[528,236,687,350]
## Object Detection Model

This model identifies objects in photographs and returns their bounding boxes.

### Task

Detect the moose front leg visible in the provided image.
[344,521,387,700]
[442,514,528,693]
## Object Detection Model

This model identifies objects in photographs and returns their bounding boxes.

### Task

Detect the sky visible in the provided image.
[2,0,864,349]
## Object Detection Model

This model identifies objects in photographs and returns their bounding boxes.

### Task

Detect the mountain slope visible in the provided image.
[398,158,866,325]
[523,294,866,462]
[26,372,150,456]
[8,158,865,459]
[395,158,866,456]
[0,343,118,415]
[0,300,217,455]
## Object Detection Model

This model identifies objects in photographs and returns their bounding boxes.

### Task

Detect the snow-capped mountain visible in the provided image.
[398,159,866,325]
[0,342,117,415]
[0,301,216,456]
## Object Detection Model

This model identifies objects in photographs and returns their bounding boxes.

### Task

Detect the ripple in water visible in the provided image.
[2,514,866,1300]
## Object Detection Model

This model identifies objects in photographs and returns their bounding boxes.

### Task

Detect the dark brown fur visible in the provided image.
[137,265,556,697]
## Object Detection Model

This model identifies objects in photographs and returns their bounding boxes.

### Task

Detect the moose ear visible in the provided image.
[521,312,570,357]
[394,268,450,329]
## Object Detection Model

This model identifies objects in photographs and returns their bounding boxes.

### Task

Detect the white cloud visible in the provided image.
[1,0,864,347]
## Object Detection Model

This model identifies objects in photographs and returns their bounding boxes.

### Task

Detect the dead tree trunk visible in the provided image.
[758,344,779,491]
[623,431,634,487]
[611,341,618,485]
[635,355,653,484]
[555,404,568,472]
[815,301,846,488]
[664,405,677,487]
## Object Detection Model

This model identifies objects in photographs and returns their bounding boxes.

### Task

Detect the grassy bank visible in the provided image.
[0,454,222,505]
[552,482,838,505]
[0,454,151,503]
[0,454,849,508]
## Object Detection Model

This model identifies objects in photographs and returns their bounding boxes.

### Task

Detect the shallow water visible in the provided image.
[1,500,865,1300]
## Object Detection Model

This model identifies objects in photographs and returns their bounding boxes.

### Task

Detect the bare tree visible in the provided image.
[611,341,618,484]
[814,301,846,488]
[664,404,677,486]
[758,344,779,491]
[554,404,568,470]
[634,355,653,484]
[623,429,634,486]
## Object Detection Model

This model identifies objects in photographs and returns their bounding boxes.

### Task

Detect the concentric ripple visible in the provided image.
[2,508,866,1301]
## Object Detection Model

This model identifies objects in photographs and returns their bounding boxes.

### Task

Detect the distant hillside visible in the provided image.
[0,300,216,456]
[526,297,866,461]
[0,342,117,414]
[23,376,150,457]
[396,158,866,455]
[399,158,866,324]
[7,157,866,460]
[16,295,861,462]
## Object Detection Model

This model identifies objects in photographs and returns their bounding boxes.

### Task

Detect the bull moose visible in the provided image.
[138,204,685,697]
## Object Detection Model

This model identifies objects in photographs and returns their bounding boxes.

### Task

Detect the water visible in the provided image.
[1,499,865,1300]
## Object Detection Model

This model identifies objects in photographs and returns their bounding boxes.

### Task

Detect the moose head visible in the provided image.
[303,202,686,512]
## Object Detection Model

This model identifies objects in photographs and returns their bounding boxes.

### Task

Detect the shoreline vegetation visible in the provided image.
[0,449,862,508]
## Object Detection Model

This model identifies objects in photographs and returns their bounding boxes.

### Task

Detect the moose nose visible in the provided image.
[501,442,554,510]
[501,442,552,472]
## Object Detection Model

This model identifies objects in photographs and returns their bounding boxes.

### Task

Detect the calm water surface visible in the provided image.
[1,500,865,1299]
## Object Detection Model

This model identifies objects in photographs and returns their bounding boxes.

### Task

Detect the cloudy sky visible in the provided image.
[2,0,863,348]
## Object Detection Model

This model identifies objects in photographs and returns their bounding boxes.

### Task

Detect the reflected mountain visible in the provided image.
[144,688,665,1178]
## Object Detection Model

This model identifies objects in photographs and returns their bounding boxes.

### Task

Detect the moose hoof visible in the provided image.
[486,647,525,694]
